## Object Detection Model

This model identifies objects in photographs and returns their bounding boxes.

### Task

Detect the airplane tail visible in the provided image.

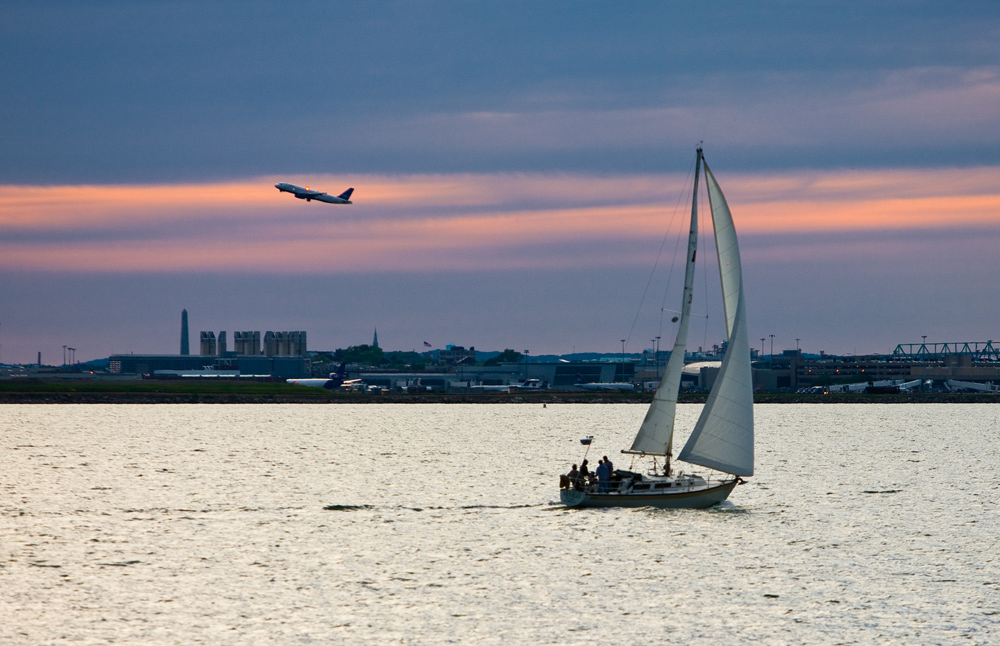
[332,362,347,378]
[338,188,354,200]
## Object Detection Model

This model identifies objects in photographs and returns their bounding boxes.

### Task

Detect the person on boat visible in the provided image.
[596,459,611,493]
[567,464,580,490]
[579,459,590,487]
[602,455,616,492]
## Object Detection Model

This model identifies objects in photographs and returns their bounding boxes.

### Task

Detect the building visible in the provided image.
[752,348,1000,391]
[108,353,310,379]
[200,331,216,356]
[201,330,305,358]
[437,345,477,365]
[233,331,261,355]
[263,331,307,357]
[110,320,310,379]
[355,361,631,391]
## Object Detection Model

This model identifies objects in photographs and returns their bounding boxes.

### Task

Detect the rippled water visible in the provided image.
[2,403,998,644]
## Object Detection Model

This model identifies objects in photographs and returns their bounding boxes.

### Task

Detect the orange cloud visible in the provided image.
[1,167,997,272]
[738,194,1000,234]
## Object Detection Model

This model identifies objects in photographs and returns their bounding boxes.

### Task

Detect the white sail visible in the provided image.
[629,152,701,456]
[704,163,742,338]
[677,161,754,476]
[677,291,754,475]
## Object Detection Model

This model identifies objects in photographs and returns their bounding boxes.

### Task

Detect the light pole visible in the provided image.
[796,338,801,352]
[760,338,765,358]
[62,345,67,366]
[769,334,775,358]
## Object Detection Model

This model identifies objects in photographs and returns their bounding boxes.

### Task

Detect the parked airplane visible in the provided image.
[573,373,636,392]
[275,183,354,204]
[575,382,636,392]
[470,379,546,392]
[286,363,359,389]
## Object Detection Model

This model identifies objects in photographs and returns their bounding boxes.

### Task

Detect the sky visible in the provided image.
[2,1,999,364]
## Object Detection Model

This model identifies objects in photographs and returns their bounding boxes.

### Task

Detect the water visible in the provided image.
[1,403,998,645]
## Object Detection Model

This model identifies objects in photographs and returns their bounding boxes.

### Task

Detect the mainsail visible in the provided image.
[628,150,702,456]
[677,161,755,476]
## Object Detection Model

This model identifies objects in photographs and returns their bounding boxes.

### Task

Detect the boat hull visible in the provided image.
[560,479,737,509]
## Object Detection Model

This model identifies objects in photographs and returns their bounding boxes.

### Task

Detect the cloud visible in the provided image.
[1,167,998,273]
[363,66,1000,164]
[3,2,999,182]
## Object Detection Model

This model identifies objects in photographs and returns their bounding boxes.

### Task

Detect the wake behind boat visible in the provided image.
[559,148,754,509]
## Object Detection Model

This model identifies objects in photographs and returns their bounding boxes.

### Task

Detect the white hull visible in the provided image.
[560,477,738,509]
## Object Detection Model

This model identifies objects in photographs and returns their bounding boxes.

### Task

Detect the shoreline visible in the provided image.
[0,391,996,404]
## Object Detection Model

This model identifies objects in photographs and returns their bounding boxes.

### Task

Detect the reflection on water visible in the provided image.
[1,404,998,644]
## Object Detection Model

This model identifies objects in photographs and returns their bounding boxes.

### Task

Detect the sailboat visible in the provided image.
[560,148,754,509]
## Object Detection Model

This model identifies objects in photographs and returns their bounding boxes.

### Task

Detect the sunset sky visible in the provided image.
[2,1,999,364]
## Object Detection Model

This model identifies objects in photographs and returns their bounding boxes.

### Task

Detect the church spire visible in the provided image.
[372,327,379,349]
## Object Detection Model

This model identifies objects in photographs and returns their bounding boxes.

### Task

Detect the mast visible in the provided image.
[627,148,703,461]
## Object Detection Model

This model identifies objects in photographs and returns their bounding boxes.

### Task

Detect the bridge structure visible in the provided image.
[891,341,1000,362]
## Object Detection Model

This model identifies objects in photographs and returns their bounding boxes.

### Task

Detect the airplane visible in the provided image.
[575,382,636,392]
[274,183,354,204]
[286,363,360,390]
[470,379,547,392]
[573,373,636,392]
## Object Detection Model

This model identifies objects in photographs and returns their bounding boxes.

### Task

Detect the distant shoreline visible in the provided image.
[0,390,996,404]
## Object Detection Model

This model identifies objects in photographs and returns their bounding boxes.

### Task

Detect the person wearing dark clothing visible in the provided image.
[567,464,580,491]
[596,458,611,493]
[604,455,615,492]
